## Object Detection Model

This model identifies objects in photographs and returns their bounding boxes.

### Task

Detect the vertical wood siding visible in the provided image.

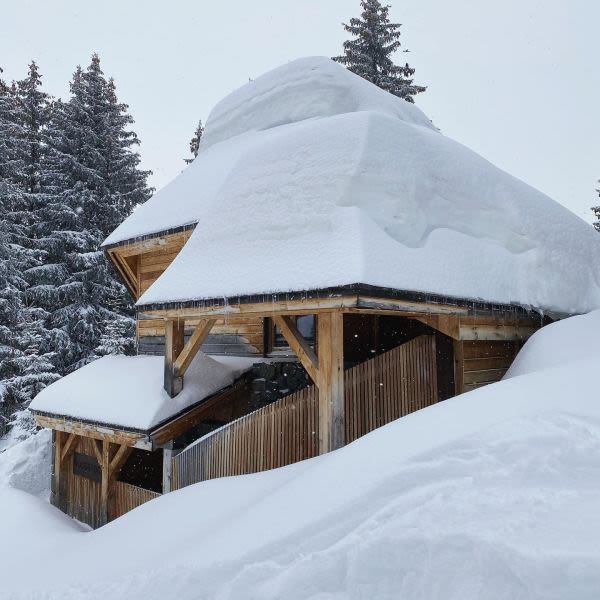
[59,436,161,528]
[173,335,438,490]
[62,437,102,529]
[111,481,161,520]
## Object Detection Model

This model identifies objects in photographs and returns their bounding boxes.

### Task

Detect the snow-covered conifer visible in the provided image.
[592,184,600,232]
[0,65,57,431]
[185,120,204,164]
[30,54,152,375]
[333,0,426,102]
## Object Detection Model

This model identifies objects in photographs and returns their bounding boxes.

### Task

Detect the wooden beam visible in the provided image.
[164,319,185,397]
[92,439,103,465]
[458,324,536,341]
[273,315,319,384]
[100,440,110,526]
[413,315,540,341]
[109,444,132,481]
[173,318,216,377]
[141,295,359,320]
[413,315,460,339]
[356,296,469,316]
[51,431,62,510]
[32,414,152,450]
[60,433,78,463]
[453,339,465,395]
[150,378,250,447]
[162,446,174,494]
[115,229,194,258]
[317,312,345,454]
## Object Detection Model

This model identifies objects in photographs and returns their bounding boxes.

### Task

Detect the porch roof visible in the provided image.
[29,353,257,431]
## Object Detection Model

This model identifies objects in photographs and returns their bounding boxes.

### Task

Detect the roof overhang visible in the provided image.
[137,283,563,322]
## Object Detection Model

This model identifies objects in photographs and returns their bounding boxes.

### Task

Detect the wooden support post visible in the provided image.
[162,445,174,494]
[60,433,78,463]
[51,430,61,509]
[317,312,345,454]
[453,339,464,395]
[173,318,216,377]
[164,319,185,397]
[100,440,110,526]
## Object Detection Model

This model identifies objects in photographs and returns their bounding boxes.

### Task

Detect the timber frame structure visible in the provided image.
[33,227,553,528]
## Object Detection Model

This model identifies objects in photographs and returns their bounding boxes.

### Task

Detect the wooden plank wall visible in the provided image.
[58,436,161,528]
[458,340,520,394]
[172,335,438,490]
[112,481,161,520]
[62,437,102,529]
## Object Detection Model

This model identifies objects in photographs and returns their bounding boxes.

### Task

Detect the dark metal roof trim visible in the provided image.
[137,282,562,320]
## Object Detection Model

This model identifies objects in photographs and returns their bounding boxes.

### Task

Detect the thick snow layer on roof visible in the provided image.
[29,353,256,430]
[3,312,600,598]
[106,57,600,315]
[102,57,433,247]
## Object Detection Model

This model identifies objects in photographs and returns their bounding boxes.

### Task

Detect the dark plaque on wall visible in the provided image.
[73,452,101,482]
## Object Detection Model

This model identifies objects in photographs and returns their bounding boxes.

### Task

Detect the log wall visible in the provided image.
[456,340,521,394]
[137,316,265,356]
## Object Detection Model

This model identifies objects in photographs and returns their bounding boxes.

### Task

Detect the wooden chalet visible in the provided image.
[30,57,597,529]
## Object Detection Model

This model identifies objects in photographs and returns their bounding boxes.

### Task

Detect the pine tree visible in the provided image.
[592,183,600,232]
[0,65,57,433]
[333,0,426,102]
[184,120,203,164]
[30,54,152,375]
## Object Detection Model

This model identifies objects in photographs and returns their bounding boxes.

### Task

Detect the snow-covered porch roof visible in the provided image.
[29,353,258,446]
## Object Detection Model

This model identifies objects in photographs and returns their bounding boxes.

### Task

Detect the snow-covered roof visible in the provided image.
[105,57,600,315]
[29,353,256,430]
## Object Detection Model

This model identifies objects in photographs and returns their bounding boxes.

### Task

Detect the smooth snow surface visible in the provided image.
[505,309,600,378]
[29,353,256,430]
[2,313,600,599]
[104,57,600,315]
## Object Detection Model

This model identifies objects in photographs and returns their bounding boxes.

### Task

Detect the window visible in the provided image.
[268,315,316,354]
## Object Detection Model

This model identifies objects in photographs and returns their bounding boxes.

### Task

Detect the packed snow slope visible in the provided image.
[29,353,256,430]
[2,311,600,599]
[104,57,600,315]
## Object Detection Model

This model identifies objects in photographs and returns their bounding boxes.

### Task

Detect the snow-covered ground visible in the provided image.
[1,312,600,599]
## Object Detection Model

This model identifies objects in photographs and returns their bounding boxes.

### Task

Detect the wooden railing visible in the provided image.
[172,334,437,490]
[111,481,161,520]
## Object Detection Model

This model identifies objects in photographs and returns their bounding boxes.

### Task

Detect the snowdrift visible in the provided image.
[104,57,600,315]
[2,312,600,599]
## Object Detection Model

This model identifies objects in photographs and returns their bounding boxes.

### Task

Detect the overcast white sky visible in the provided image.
[2,0,598,222]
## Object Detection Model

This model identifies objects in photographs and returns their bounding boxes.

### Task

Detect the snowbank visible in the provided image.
[2,313,600,598]
[103,57,600,316]
[505,309,600,378]
[0,428,51,498]
[29,353,256,430]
